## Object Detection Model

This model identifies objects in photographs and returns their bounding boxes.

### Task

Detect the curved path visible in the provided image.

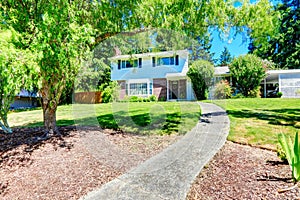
[80,102,230,200]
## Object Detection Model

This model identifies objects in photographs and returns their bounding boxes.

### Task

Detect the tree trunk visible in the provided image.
[41,85,59,136]
[43,102,58,135]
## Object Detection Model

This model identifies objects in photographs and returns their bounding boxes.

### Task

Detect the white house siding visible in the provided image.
[111,56,187,81]
[110,50,196,101]
[279,73,300,98]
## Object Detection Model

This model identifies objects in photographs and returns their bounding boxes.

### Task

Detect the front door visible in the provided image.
[170,80,178,99]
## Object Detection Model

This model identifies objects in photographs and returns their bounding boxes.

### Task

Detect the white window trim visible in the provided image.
[126,79,153,97]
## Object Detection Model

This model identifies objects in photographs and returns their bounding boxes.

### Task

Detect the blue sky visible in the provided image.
[210,30,250,63]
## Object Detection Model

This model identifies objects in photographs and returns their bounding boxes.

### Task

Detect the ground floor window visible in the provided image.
[129,83,148,95]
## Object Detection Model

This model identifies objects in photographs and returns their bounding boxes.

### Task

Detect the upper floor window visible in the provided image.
[152,55,179,67]
[117,59,139,69]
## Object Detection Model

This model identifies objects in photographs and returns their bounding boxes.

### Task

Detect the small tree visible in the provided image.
[230,54,266,97]
[219,47,233,66]
[0,30,36,133]
[187,60,214,100]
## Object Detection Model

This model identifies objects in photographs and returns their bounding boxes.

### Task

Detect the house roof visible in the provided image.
[109,49,189,60]
[214,66,230,76]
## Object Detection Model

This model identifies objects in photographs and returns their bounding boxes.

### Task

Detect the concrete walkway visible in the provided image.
[80,102,230,200]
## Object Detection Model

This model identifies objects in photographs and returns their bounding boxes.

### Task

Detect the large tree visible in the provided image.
[0,0,278,135]
[249,0,299,69]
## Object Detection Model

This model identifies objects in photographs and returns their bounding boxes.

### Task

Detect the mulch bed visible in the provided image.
[0,126,181,200]
[1,127,300,199]
[187,141,300,200]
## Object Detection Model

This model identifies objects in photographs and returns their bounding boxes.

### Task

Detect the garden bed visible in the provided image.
[187,141,300,199]
[0,126,181,200]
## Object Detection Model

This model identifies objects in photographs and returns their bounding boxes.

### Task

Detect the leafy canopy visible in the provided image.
[230,54,266,97]
[187,60,214,100]
[0,29,36,133]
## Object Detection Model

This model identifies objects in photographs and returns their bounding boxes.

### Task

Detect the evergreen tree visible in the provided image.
[218,47,233,66]
[250,0,300,69]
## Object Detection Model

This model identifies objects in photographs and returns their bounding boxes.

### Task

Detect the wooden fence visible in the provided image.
[73,91,102,104]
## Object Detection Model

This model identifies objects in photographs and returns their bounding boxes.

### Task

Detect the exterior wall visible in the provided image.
[279,73,300,98]
[118,80,126,99]
[111,51,188,81]
[10,97,39,109]
[153,78,167,100]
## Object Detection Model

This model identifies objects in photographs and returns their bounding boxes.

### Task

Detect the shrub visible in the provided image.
[232,93,245,99]
[214,80,232,99]
[248,86,261,98]
[99,81,120,103]
[277,92,283,98]
[149,95,158,102]
[277,145,288,163]
[187,60,214,100]
[158,96,166,101]
[129,96,139,102]
[230,54,266,97]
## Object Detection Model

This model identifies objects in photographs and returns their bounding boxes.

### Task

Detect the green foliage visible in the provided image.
[129,96,139,102]
[76,57,111,92]
[149,95,158,102]
[99,81,120,103]
[278,132,300,181]
[230,54,266,97]
[0,29,36,133]
[250,1,300,69]
[277,92,283,98]
[231,93,245,99]
[214,80,232,99]
[277,145,288,163]
[218,47,233,66]
[0,0,277,133]
[248,86,261,98]
[187,60,214,100]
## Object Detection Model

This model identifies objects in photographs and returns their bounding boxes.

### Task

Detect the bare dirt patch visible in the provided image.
[187,141,300,200]
[0,126,181,200]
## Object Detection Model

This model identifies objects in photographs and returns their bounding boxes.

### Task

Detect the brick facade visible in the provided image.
[153,78,167,100]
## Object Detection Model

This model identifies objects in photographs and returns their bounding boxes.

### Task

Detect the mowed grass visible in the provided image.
[8,101,201,135]
[212,98,300,150]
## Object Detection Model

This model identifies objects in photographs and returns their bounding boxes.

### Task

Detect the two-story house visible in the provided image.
[110,50,195,101]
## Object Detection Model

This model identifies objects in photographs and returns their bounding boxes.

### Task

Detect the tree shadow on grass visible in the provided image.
[96,111,190,135]
[227,108,300,128]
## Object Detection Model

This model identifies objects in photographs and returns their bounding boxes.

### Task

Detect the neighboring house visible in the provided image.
[10,89,41,109]
[212,66,300,98]
[110,50,195,101]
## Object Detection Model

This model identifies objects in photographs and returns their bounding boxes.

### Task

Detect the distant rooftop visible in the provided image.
[214,66,230,76]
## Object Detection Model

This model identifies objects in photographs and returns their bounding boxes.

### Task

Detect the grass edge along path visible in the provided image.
[210,98,300,150]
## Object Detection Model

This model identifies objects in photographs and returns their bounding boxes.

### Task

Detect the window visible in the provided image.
[152,57,156,67]
[118,59,138,69]
[118,60,121,70]
[175,55,179,65]
[138,58,142,68]
[153,56,176,66]
[129,83,148,95]
[149,82,153,95]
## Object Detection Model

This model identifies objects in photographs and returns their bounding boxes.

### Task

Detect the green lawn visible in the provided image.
[212,98,300,150]
[8,101,201,135]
